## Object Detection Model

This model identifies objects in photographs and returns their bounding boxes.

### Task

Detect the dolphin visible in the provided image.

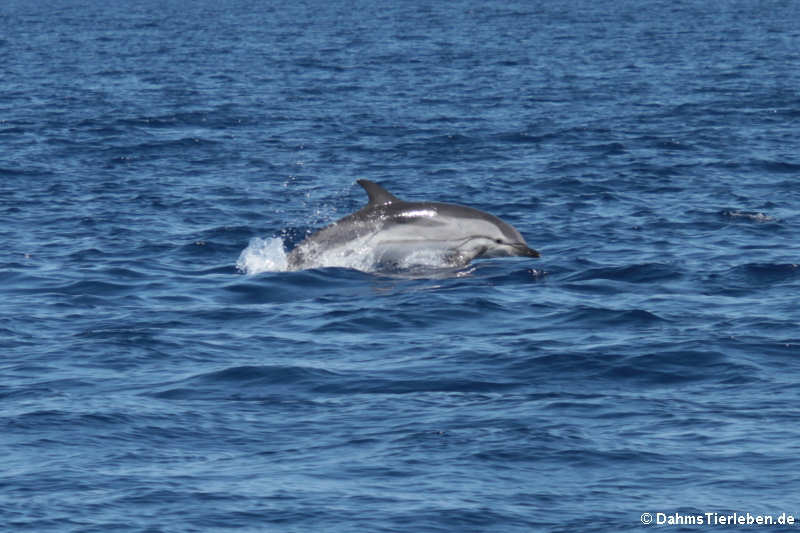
[286,180,539,271]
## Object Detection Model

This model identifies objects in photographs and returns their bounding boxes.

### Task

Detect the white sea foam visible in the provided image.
[721,210,775,222]
[236,237,289,275]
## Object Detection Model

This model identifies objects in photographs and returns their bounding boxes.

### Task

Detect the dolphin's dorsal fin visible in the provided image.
[357,179,400,206]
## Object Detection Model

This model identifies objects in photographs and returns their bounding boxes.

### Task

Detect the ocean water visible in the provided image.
[2,0,799,531]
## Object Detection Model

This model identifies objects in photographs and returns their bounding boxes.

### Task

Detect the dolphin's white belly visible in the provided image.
[295,220,490,270]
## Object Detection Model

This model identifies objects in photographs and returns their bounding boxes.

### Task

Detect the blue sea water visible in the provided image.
[2,0,800,531]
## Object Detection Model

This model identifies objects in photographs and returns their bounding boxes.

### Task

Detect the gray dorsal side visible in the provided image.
[357,179,401,207]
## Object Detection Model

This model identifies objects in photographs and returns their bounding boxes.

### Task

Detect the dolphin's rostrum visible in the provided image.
[286,180,539,271]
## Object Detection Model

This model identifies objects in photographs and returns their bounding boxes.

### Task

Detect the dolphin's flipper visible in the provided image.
[357,179,400,207]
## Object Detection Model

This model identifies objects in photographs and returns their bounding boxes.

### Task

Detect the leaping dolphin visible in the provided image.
[286,180,539,271]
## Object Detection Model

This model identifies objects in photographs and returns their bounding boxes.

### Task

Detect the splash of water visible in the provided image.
[236,237,289,275]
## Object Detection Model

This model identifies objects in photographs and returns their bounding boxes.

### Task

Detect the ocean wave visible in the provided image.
[147,363,523,400]
[550,305,668,326]
[148,365,340,400]
[724,263,799,286]
[567,263,682,283]
[507,345,760,386]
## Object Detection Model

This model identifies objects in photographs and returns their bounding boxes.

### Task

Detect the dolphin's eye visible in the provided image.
[495,238,503,244]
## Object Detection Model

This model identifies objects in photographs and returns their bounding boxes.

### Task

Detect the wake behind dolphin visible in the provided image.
[286,180,539,272]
